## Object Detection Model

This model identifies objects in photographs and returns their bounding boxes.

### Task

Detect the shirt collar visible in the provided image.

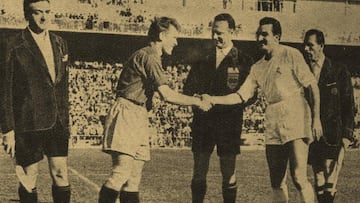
[217,42,233,56]
[315,53,325,68]
[28,26,49,41]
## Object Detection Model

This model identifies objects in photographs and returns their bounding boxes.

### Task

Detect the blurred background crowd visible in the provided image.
[67,61,268,148]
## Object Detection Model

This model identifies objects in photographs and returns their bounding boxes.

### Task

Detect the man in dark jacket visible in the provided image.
[1,1,70,202]
[303,29,355,203]
[183,13,253,203]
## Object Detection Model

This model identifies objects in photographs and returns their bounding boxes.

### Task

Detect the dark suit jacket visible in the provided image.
[1,29,69,135]
[305,57,355,146]
[183,43,254,135]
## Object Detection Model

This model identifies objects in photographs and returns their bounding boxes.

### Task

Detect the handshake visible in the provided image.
[194,94,214,112]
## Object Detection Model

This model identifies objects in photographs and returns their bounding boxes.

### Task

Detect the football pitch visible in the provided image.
[1,148,360,203]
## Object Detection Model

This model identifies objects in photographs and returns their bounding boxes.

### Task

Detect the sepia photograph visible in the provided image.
[0,0,360,202]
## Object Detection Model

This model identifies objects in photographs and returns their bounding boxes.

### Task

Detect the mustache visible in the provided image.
[258,40,266,45]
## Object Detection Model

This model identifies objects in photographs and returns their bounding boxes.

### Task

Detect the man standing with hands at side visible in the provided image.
[183,13,254,203]
[1,1,71,203]
[303,29,355,203]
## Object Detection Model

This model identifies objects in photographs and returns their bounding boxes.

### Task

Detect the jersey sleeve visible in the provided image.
[292,50,316,87]
[143,54,169,88]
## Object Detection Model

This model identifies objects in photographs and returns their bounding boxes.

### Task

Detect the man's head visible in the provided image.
[256,17,282,54]
[148,17,180,55]
[24,0,51,33]
[212,13,235,49]
[303,29,325,63]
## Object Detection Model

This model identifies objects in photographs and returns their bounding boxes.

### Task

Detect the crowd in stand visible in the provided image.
[69,61,122,146]
[1,1,359,44]
[68,60,268,148]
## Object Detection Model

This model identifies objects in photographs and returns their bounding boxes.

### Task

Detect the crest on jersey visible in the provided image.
[227,67,240,90]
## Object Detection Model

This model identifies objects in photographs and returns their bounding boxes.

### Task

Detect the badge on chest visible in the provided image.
[227,67,240,90]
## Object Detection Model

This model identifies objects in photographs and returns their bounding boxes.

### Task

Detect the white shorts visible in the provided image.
[265,96,313,145]
[102,97,150,161]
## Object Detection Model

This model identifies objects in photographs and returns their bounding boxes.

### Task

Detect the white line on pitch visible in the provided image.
[68,166,100,192]
[68,167,120,203]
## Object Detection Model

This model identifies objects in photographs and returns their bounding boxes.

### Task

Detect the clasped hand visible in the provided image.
[193,94,213,112]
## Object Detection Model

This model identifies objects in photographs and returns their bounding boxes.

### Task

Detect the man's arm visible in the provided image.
[203,70,258,105]
[1,49,16,157]
[158,85,211,111]
[307,80,323,141]
[1,50,15,133]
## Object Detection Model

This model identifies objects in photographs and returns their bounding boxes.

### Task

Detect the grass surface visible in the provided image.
[1,148,360,203]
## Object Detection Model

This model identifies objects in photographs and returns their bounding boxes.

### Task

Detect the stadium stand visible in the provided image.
[67,60,268,148]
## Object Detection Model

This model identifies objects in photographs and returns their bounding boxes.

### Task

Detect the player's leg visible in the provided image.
[310,142,326,203]
[120,159,145,203]
[45,122,71,203]
[17,163,39,203]
[48,156,70,203]
[323,146,345,203]
[15,132,43,203]
[312,162,326,203]
[288,139,314,203]
[192,151,211,203]
[98,152,133,203]
[266,144,289,203]
[219,154,237,203]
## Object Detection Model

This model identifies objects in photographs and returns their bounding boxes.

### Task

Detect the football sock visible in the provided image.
[52,185,71,203]
[18,184,38,203]
[98,185,119,203]
[222,181,237,203]
[119,191,140,203]
[191,179,207,203]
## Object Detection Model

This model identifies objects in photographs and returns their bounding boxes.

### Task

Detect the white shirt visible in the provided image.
[311,53,325,81]
[216,43,233,68]
[28,27,56,82]
[238,45,316,104]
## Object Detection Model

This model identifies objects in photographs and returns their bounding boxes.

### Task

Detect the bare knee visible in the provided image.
[49,157,69,186]
[122,160,144,192]
[291,170,310,190]
[122,176,141,192]
[105,154,135,191]
[20,164,39,188]
[50,166,69,186]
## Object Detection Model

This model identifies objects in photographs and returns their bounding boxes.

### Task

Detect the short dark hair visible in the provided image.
[259,17,282,39]
[214,13,235,30]
[148,17,181,42]
[23,0,50,20]
[304,29,325,46]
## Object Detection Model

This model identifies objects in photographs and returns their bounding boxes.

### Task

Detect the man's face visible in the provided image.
[212,20,233,49]
[303,34,324,63]
[256,24,279,53]
[161,25,179,55]
[27,1,51,33]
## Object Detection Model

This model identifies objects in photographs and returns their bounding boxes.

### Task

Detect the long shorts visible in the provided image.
[308,138,343,165]
[191,112,242,156]
[15,121,69,167]
[102,97,150,161]
[265,97,313,145]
